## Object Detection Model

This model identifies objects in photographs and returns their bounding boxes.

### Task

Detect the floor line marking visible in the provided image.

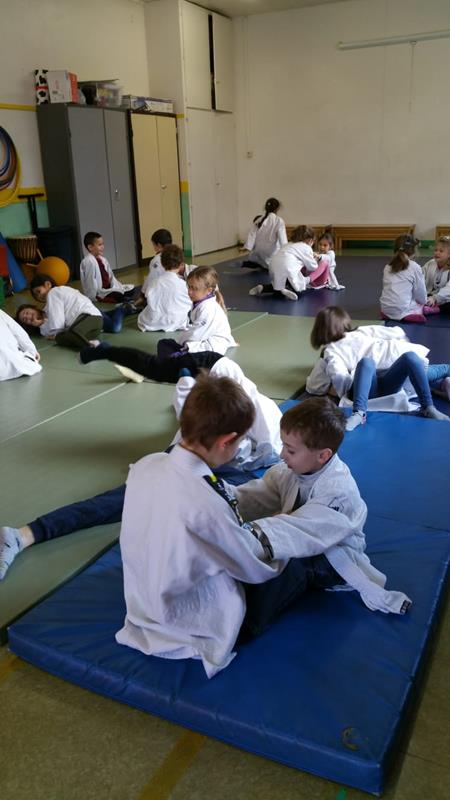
[138,730,206,800]
[0,383,125,445]
[0,654,20,684]
[230,312,268,333]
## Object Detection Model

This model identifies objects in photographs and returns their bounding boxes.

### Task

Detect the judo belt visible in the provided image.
[203,475,274,560]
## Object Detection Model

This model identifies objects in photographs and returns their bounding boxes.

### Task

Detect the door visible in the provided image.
[214,112,237,249]
[212,13,234,112]
[181,1,211,110]
[186,109,217,255]
[131,114,161,259]
[68,107,116,268]
[156,116,183,247]
[104,109,137,269]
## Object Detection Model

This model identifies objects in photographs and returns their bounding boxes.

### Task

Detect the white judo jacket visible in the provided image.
[39,286,102,338]
[244,213,288,269]
[380,260,427,320]
[422,259,450,305]
[319,326,429,399]
[269,241,317,292]
[80,254,133,301]
[177,296,237,355]
[137,271,191,332]
[171,357,282,469]
[117,446,410,678]
[0,310,42,380]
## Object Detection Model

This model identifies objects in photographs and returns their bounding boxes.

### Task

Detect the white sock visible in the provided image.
[281,288,298,301]
[346,411,367,431]
[0,526,24,580]
[249,284,264,296]
[421,406,450,421]
[114,364,145,383]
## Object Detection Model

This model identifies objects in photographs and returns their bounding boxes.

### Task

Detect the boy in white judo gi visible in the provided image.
[116,377,411,678]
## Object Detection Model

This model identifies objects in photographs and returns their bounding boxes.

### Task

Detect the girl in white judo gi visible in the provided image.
[249,226,330,300]
[241,198,287,270]
[0,309,41,381]
[116,377,411,679]
[156,266,238,359]
[422,235,450,315]
[307,306,450,430]
[380,234,436,323]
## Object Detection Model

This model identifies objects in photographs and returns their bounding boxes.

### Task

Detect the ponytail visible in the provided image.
[256,197,281,229]
[187,266,228,314]
[389,251,409,273]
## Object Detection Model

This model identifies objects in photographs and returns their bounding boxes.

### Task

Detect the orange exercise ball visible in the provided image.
[38,256,70,286]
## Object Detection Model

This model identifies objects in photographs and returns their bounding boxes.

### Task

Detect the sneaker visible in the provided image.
[249,284,264,296]
[346,411,367,431]
[114,364,145,383]
[281,288,298,301]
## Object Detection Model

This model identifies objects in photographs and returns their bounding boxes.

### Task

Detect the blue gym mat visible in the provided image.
[8,413,450,795]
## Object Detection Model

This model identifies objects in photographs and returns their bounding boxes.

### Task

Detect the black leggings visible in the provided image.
[94,346,223,382]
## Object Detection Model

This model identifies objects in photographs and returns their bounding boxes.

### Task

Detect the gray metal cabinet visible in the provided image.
[37,105,137,274]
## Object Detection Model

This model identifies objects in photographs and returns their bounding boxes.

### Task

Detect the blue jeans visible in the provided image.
[30,485,126,544]
[351,353,450,412]
[239,554,343,639]
[101,307,126,334]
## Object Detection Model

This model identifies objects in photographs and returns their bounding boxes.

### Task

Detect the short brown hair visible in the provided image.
[161,244,184,270]
[310,306,353,349]
[281,397,345,453]
[290,225,315,243]
[180,373,255,448]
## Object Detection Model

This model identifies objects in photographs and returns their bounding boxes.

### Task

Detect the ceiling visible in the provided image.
[147,0,352,19]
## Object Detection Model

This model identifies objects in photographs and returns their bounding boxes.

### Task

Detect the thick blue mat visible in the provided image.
[8,414,450,795]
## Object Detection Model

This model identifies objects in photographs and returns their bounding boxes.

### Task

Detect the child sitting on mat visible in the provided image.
[0,308,41,381]
[137,245,191,332]
[241,197,287,270]
[157,266,238,358]
[380,234,437,323]
[249,226,329,301]
[422,235,450,315]
[16,273,130,349]
[115,380,411,677]
[316,231,345,290]
[80,231,138,304]
[171,357,282,470]
[307,306,450,430]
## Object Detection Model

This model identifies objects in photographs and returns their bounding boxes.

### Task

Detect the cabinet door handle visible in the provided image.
[161,184,167,189]
[114,189,120,200]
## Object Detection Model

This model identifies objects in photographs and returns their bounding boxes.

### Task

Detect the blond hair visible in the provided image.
[187,266,227,312]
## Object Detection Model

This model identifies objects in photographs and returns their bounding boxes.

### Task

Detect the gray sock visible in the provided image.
[421,406,450,422]
[0,526,24,580]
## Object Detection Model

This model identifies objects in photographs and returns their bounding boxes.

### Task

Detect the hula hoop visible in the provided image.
[0,127,21,207]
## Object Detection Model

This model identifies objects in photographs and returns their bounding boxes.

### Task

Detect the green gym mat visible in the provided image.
[0,381,178,641]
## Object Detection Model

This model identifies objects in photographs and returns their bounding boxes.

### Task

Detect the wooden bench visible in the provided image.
[332,225,415,253]
[435,226,450,240]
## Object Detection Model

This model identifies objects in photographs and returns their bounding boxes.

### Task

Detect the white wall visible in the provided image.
[234,0,450,240]
[0,0,149,204]
[0,0,149,104]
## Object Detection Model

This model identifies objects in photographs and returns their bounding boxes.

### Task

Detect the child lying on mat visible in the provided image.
[115,379,411,678]
[307,306,450,430]
[16,273,131,350]
[0,363,281,579]
[0,309,41,381]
